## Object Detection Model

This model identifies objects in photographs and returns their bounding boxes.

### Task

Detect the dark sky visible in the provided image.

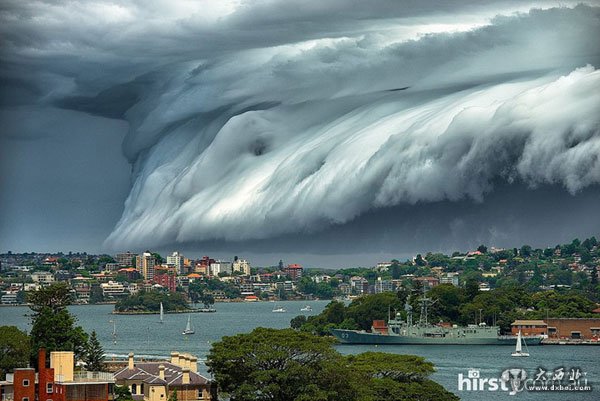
[1,1,599,267]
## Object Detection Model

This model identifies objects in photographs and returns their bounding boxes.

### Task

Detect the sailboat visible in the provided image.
[159,302,164,324]
[300,305,312,312]
[511,330,530,357]
[182,315,195,335]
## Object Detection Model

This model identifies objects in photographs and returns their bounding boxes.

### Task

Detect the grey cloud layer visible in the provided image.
[1,1,598,252]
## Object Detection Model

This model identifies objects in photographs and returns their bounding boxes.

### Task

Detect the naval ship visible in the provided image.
[331,295,544,346]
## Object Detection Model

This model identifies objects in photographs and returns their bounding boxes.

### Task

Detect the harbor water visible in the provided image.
[1,302,598,400]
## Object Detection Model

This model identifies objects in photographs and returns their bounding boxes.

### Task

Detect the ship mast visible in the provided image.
[404,295,413,327]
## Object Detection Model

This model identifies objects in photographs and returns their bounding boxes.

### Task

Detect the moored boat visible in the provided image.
[332,296,544,346]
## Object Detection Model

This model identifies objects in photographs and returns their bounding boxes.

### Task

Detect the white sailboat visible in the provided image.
[511,330,530,357]
[300,305,312,312]
[159,302,164,324]
[182,315,195,335]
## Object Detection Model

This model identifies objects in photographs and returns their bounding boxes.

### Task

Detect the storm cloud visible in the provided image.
[1,1,599,262]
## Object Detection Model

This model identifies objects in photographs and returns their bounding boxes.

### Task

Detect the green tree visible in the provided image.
[83,331,105,371]
[114,384,133,401]
[464,278,479,301]
[27,283,88,365]
[167,390,177,401]
[27,282,73,313]
[0,326,30,379]
[207,328,355,401]
[290,315,307,329]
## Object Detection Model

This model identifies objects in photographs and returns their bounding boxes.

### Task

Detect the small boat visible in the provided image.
[511,330,530,357]
[272,305,287,313]
[182,315,195,335]
[159,302,164,324]
[300,305,312,312]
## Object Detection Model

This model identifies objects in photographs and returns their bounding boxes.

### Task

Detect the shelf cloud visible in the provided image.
[1,1,599,259]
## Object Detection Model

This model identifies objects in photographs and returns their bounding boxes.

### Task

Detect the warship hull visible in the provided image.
[332,329,544,345]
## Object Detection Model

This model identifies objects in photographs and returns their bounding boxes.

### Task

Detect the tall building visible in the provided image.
[136,252,156,281]
[209,261,231,276]
[115,252,137,267]
[232,258,251,276]
[283,263,303,281]
[166,252,184,274]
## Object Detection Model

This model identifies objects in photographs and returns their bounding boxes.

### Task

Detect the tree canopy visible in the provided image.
[83,330,105,371]
[207,328,457,401]
[0,326,30,379]
[27,283,88,365]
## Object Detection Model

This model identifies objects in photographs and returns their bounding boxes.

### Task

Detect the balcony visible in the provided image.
[55,372,115,383]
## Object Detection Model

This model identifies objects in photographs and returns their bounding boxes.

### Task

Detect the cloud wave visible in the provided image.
[2,1,599,252]
[100,5,600,249]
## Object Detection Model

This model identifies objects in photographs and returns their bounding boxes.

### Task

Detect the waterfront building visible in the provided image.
[1,292,18,304]
[545,318,600,340]
[166,252,185,275]
[100,281,126,298]
[283,264,303,281]
[0,349,114,401]
[114,352,214,401]
[136,253,155,281]
[511,320,548,336]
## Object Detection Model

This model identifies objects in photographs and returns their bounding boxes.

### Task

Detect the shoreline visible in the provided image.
[112,308,213,315]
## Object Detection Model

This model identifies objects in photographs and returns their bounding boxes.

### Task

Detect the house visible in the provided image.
[0,349,114,401]
[31,271,55,284]
[114,352,214,401]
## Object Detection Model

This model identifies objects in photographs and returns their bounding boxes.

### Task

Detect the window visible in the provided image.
[22,379,30,387]
[23,397,29,401]
[131,384,137,394]
[47,383,53,393]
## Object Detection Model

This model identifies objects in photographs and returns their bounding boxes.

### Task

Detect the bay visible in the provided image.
[2,302,598,400]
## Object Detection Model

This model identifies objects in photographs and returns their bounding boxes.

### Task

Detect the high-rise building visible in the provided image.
[136,252,155,281]
[283,263,303,281]
[209,261,232,276]
[232,258,251,275]
[115,251,137,267]
[166,251,185,274]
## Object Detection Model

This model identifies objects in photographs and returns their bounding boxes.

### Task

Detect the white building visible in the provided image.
[210,261,232,276]
[232,259,251,275]
[166,251,185,274]
[440,272,460,286]
[31,271,55,284]
[100,281,125,297]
